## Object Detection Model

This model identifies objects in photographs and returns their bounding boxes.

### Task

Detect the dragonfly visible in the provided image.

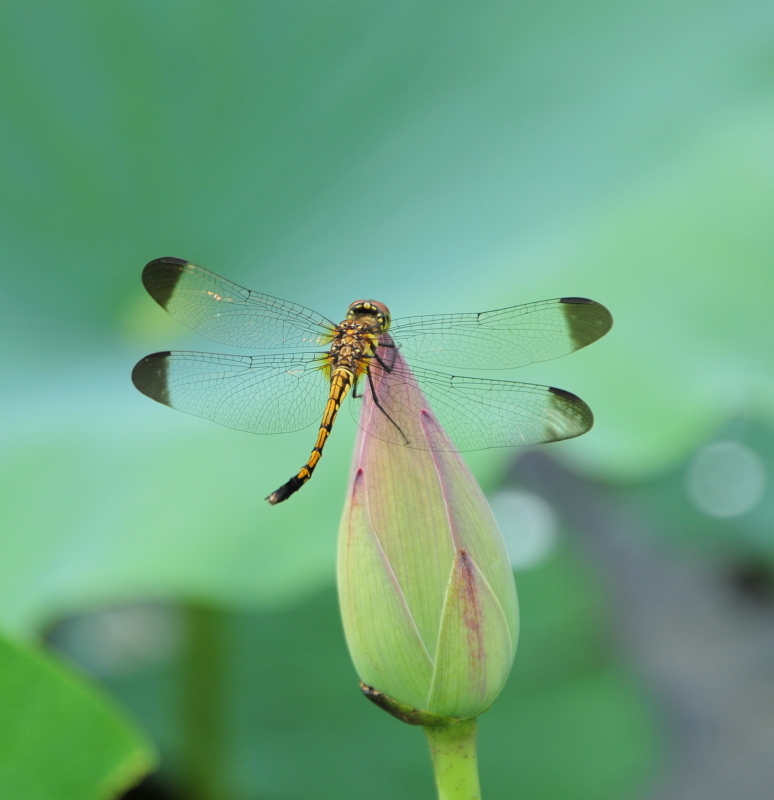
[132,257,612,504]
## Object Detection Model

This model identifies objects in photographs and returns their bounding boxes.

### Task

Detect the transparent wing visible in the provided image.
[351,356,593,452]
[389,297,612,370]
[142,257,336,349]
[132,350,330,434]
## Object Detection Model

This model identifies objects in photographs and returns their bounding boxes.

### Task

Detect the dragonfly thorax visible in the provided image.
[329,319,380,371]
[346,300,391,332]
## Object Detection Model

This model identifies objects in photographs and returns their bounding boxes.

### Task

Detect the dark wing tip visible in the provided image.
[142,257,190,309]
[548,385,595,439]
[559,298,613,349]
[153,256,188,267]
[131,351,172,406]
[548,385,581,401]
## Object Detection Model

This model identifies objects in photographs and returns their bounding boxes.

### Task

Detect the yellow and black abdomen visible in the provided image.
[265,367,354,504]
[265,323,381,504]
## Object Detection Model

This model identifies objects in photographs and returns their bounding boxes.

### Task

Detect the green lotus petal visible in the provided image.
[420,410,519,658]
[350,390,461,659]
[337,468,434,710]
[427,549,514,719]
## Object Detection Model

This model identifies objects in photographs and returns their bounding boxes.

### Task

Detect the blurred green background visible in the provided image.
[1,1,773,798]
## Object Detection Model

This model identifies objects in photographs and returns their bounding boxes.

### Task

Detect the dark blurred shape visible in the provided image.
[122,776,182,800]
[727,559,774,607]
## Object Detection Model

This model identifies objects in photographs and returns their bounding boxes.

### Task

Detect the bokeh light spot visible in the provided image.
[686,440,766,518]
[489,489,558,569]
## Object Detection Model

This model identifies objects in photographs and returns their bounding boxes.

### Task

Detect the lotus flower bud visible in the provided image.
[337,348,518,723]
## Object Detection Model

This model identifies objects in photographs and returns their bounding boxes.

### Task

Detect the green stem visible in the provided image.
[424,718,481,800]
[181,604,224,800]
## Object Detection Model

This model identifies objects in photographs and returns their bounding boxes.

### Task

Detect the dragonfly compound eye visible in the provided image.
[347,300,392,331]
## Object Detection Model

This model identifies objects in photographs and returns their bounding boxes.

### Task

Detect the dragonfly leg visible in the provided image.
[372,351,396,373]
[366,367,410,445]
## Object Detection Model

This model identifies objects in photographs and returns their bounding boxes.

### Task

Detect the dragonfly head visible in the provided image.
[347,300,392,332]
